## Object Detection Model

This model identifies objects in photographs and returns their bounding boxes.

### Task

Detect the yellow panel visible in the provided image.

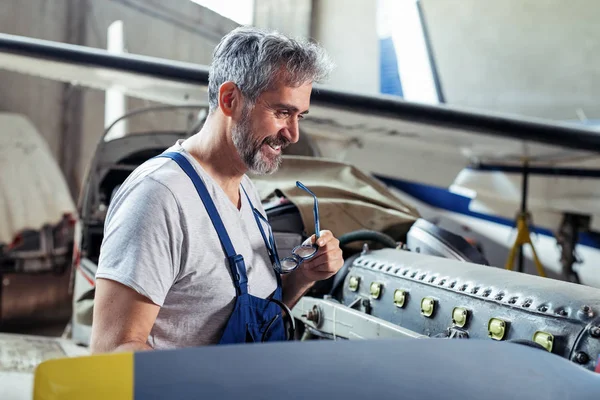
[33,352,133,400]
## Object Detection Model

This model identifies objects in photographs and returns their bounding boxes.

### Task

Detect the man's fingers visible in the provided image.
[306,256,344,272]
[303,230,336,247]
[308,247,342,265]
[315,230,335,247]
[297,229,343,278]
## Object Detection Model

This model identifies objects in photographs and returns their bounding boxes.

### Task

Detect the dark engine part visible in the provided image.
[341,248,600,371]
[406,218,489,265]
[266,200,400,298]
[267,200,399,251]
[555,213,591,284]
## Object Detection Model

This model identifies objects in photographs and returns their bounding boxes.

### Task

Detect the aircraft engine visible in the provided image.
[296,247,600,372]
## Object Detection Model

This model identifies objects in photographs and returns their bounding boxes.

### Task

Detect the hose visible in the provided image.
[328,253,361,297]
[326,230,398,297]
[261,298,296,342]
[338,229,397,249]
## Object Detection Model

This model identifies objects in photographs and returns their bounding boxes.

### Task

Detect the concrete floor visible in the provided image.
[0,332,89,400]
[0,272,78,398]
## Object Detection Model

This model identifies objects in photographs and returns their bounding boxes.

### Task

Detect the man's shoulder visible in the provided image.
[119,152,193,198]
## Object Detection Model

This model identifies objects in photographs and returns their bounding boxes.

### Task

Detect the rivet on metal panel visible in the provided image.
[579,305,594,319]
[532,331,554,352]
[421,297,435,317]
[573,352,589,365]
[370,282,382,299]
[349,276,360,292]
[361,243,370,255]
[556,308,568,317]
[394,289,406,308]
[488,318,507,341]
[452,307,468,328]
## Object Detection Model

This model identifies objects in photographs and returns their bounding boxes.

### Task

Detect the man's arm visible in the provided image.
[90,278,160,353]
[281,273,314,310]
[91,176,184,353]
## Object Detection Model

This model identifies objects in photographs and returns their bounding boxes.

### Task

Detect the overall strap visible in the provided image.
[241,185,283,290]
[241,186,270,254]
[158,152,248,295]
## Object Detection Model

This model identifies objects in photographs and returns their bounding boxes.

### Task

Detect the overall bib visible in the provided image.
[158,152,287,344]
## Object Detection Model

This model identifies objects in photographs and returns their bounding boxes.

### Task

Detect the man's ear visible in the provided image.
[218,81,240,117]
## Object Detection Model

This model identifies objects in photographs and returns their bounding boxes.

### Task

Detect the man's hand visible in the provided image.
[281,230,343,309]
[296,230,344,283]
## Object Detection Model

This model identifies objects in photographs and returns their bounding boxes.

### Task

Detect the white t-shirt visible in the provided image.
[96,140,278,349]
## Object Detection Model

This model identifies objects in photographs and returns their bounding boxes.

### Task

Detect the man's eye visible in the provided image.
[276,110,290,117]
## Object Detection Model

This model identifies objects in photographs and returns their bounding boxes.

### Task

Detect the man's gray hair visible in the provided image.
[208,26,334,112]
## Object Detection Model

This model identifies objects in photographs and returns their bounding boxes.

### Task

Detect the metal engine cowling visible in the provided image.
[341,248,600,371]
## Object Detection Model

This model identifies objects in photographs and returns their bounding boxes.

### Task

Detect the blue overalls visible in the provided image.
[158,152,287,344]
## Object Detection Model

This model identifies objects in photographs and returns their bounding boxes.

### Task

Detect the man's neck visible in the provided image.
[182,115,247,208]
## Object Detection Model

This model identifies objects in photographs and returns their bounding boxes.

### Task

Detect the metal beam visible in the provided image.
[59,0,88,199]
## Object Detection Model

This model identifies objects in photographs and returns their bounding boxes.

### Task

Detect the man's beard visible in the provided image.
[231,107,289,175]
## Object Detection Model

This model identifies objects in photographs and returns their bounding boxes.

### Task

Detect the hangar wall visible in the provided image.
[253,0,312,39]
[421,0,600,121]
[310,0,380,95]
[257,0,600,122]
[0,0,238,198]
[254,0,380,95]
[0,0,69,165]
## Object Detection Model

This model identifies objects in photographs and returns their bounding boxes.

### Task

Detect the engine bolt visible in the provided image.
[573,352,589,364]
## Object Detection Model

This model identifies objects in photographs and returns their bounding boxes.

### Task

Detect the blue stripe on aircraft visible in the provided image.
[375,175,600,250]
[379,36,404,97]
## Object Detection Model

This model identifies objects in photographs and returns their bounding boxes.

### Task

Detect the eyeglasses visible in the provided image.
[252,181,320,274]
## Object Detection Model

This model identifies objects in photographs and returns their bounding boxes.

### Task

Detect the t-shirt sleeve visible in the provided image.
[96,176,185,306]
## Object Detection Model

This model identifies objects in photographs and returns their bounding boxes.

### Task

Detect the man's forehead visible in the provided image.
[261,82,313,109]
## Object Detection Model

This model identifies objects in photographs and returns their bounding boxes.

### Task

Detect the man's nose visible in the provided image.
[281,118,300,144]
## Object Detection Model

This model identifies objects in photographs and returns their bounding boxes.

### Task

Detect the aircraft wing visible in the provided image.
[1,32,600,168]
[0,33,208,106]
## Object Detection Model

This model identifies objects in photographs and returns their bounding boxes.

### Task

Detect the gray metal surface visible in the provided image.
[292,297,427,340]
[406,218,489,265]
[131,338,600,399]
[341,248,600,371]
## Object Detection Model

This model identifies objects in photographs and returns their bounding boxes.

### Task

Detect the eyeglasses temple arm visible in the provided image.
[296,181,320,240]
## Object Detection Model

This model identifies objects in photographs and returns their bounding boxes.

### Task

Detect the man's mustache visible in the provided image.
[261,134,290,149]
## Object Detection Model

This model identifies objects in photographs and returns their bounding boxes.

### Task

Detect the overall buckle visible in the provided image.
[227,254,248,294]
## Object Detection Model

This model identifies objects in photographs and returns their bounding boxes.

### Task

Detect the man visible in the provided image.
[90,26,342,353]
